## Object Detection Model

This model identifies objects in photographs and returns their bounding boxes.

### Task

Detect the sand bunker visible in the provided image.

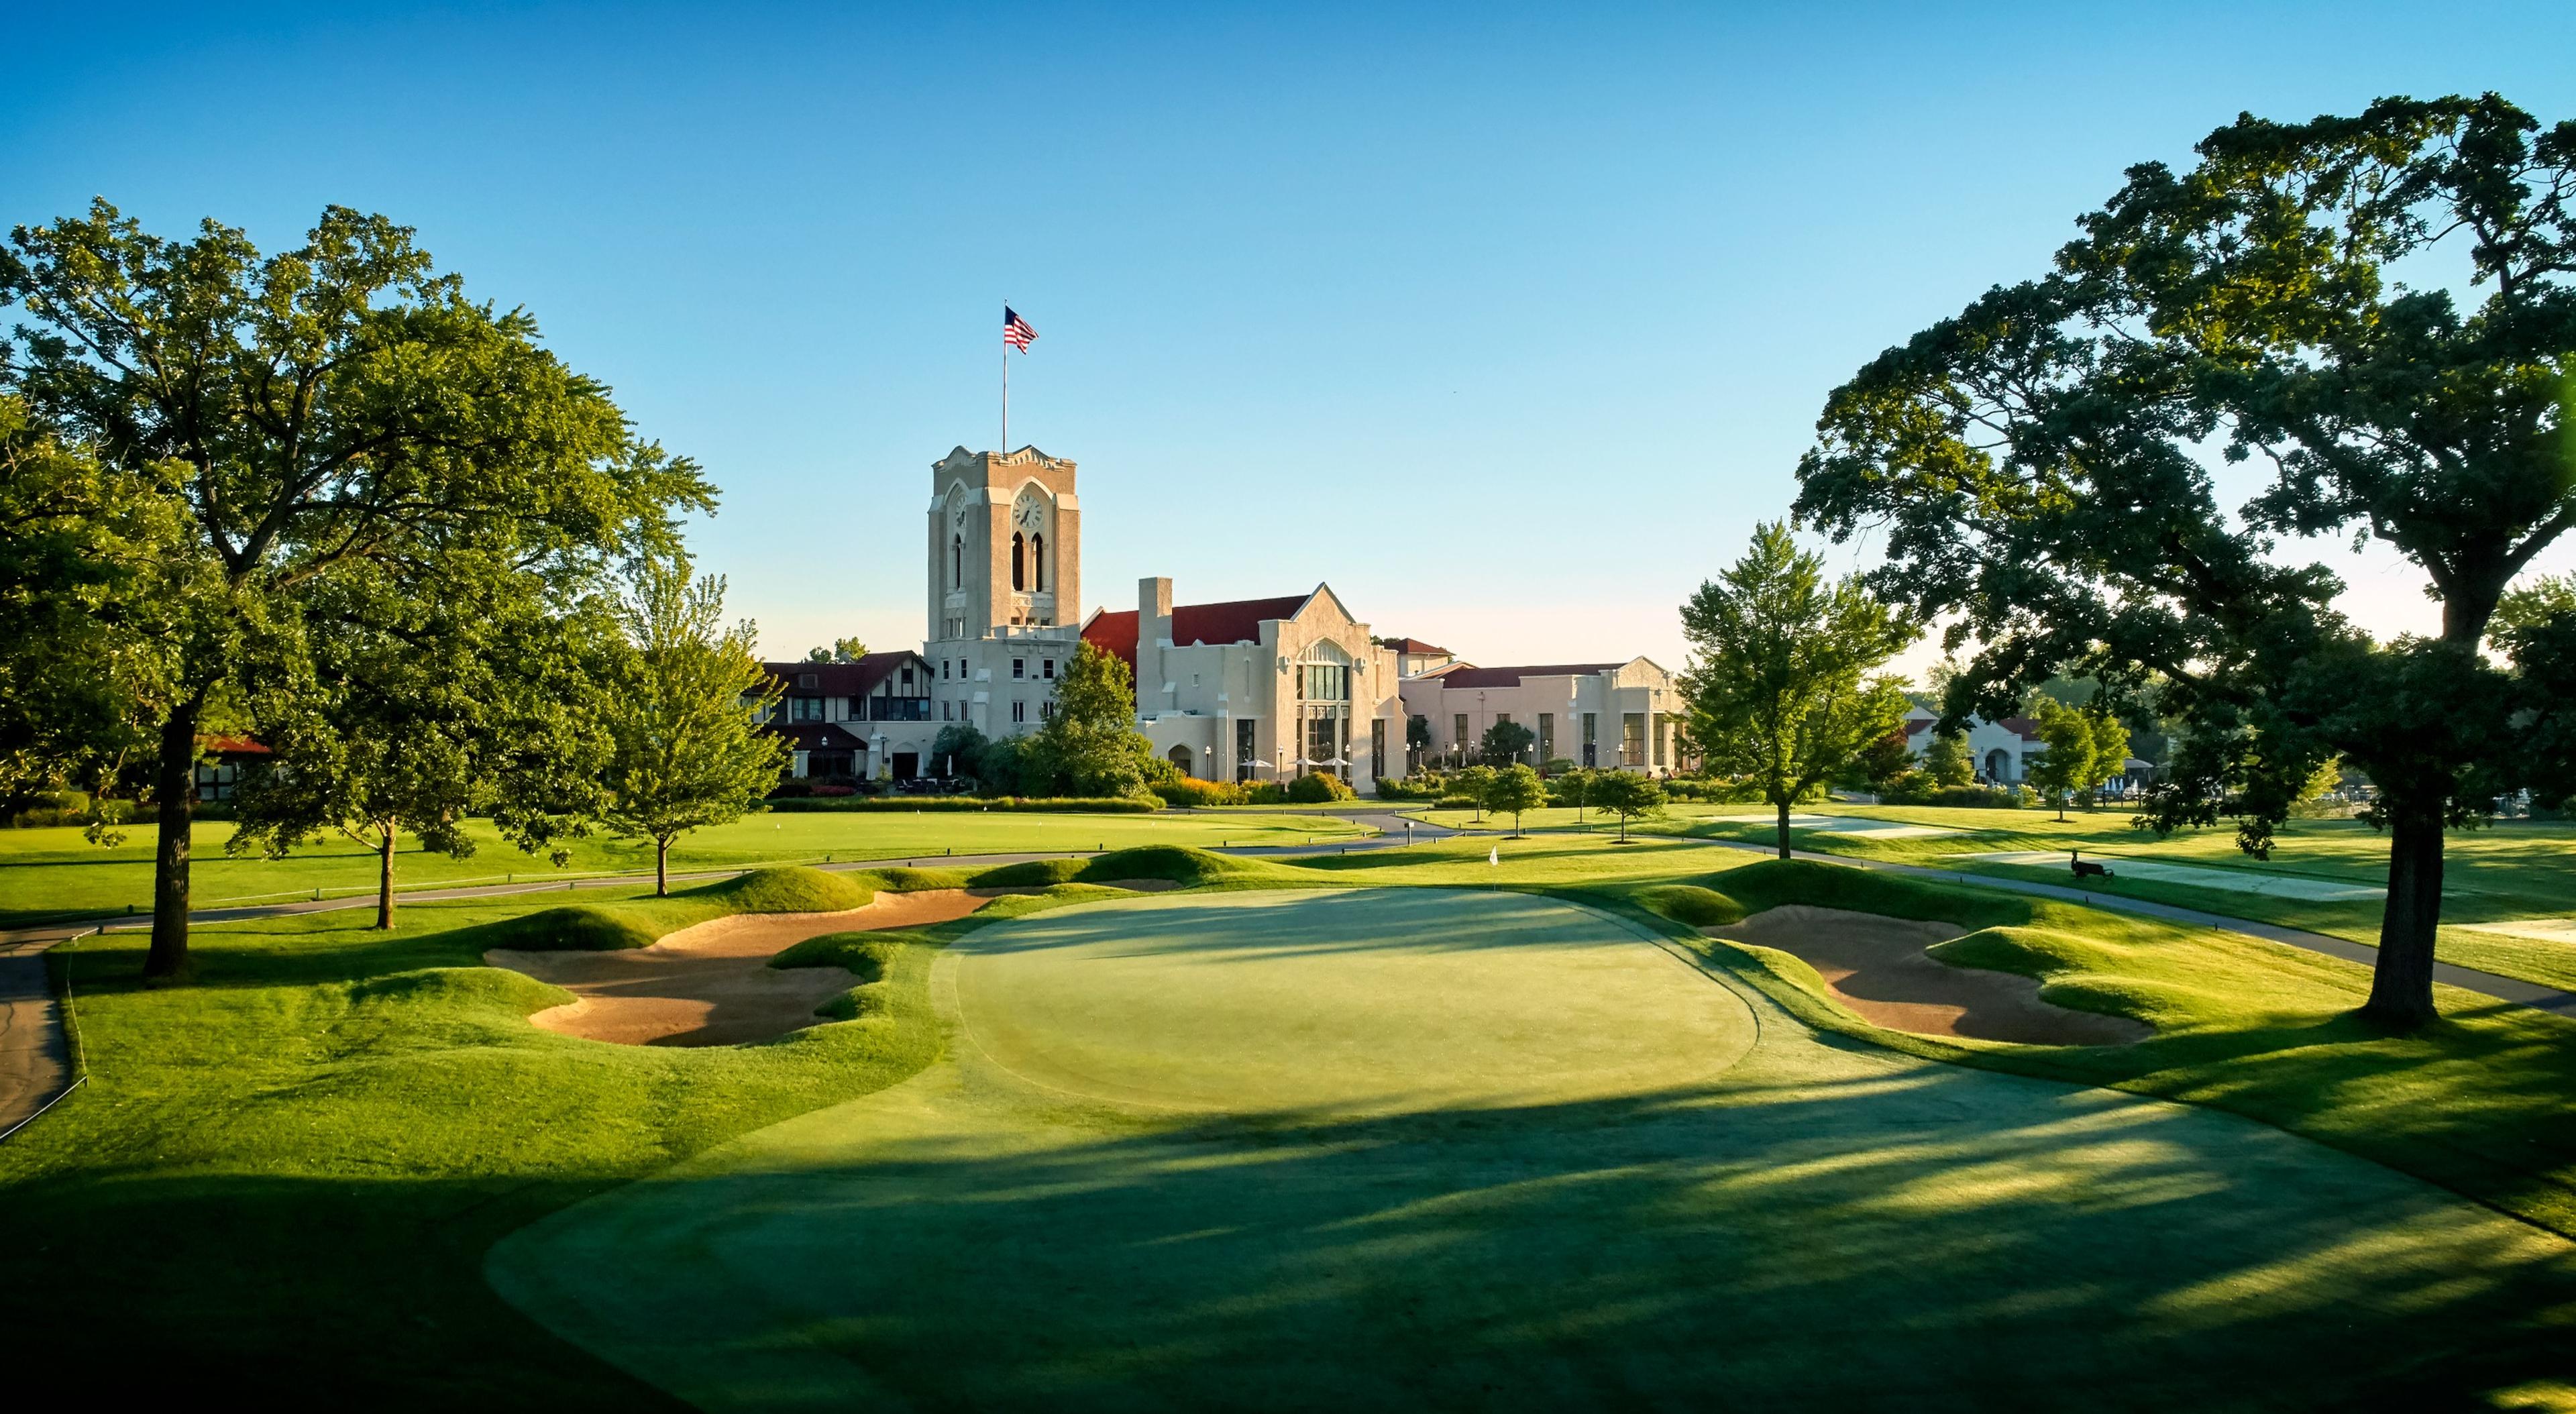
[488,885,1167,1048]
[1709,905,2148,1047]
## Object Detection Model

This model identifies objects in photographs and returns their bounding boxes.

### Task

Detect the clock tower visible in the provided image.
[922,445,1085,738]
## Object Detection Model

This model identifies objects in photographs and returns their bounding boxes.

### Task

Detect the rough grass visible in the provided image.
[468,866,875,952]
[1665,857,2576,1238]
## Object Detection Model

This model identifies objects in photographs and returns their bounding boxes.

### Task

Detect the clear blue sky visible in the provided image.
[11,2,2573,674]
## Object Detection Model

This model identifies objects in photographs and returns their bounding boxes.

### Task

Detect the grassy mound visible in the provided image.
[474,866,875,952]
[1636,883,1746,928]
[1718,857,2020,929]
[968,846,1265,891]
[854,865,975,892]
[1931,925,2222,1033]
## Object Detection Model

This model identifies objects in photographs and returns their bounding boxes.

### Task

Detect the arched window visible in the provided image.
[1011,532,1025,590]
[1031,533,1045,590]
[951,535,962,590]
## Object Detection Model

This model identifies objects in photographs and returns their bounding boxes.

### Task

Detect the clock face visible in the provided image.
[951,504,969,531]
[1016,500,1045,529]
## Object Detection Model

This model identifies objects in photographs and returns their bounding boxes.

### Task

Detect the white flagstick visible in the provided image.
[1002,301,1010,451]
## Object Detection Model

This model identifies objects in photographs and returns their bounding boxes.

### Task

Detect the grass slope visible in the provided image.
[0,879,1084,1403]
[489,883,2576,1410]
[1669,808,2576,991]
[1665,858,2576,1238]
[473,866,875,951]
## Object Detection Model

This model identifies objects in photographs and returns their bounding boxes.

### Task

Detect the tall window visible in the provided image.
[1538,712,1555,763]
[1032,534,1046,590]
[1621,712,1646,767]
[951,535,963,589]
[1454,713,1469,749]
[1012,700,1026,724]
[1582,712,1598,767]
[1653,713,1668,767]
[1011,532,1025,590]
[1301,663,1349,700]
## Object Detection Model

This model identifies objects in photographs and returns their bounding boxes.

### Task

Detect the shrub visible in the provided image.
[761,795,1161,814]
[1434,794,1481,810]
[1153,777,1248,808]
[767,779,814,798]
[1286,771,1355,804]
[1245,781,1288,805]
[1374,771,1446,801]
[810,783,857,798]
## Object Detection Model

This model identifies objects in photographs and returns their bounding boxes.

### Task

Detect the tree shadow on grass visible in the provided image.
[492,1069,2576,1413]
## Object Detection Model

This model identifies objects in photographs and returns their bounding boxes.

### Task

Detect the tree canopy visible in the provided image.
[1481,763,1546,835]
[1679,522,1917,859]
[1792,95,2576,1026]
[2026,696,2132,820]
[597,555,786,895]
[3,200,707,973]
[1479,719,1536,767]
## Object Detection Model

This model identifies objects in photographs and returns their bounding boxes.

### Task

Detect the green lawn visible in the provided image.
[489,883,2576,1409]
[9,839,2575,1401]
[0,808,1366,927]
[1648,806,2576,991]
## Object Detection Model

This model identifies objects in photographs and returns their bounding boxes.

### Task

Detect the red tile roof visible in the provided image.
[1381,637,1452,655]
[202,735,271,756]
[1426,663,1623,690]
[1082,593,1315,673]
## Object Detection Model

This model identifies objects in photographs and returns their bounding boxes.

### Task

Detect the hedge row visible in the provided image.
[761,796,1162,814]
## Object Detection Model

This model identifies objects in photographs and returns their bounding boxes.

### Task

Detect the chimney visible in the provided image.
[1140,577,1174,645]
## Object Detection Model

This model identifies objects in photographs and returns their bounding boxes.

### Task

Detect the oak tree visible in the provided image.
[3,201,704,973]
[1794,95,2576,1026]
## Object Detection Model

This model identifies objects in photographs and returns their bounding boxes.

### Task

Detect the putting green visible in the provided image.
[489,887,2576,1411]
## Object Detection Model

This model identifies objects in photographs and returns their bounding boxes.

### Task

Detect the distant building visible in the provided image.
[1904,712,2041,783]
[1084,579,1407,792]
[1399,659,1687,773]
[1377,637,1458,677]
[757,652,937,781]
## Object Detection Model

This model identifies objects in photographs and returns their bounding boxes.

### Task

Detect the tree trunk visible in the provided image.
[2364,800,2445,1029]
[656,836,670,897]
[1775,798,1792,860]
[144,702,201,979]
[376,825,397,930]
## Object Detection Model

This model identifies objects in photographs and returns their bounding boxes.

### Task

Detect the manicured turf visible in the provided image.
[489,886,2576,1410]
[1657,806,2576,991]
[0,809,1366,926]
[11,840,2576,1401]
[0,879,1040,1404]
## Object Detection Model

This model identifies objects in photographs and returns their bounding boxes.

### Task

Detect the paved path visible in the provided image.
[0,935,74,1140]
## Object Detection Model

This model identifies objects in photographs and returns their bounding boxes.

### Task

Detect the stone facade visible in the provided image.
[923,446,1087,747]
[1399,658,1687,774]
[1084,579,1408,794]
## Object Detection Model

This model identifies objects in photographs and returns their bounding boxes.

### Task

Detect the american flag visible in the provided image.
[1003,305,1037,351]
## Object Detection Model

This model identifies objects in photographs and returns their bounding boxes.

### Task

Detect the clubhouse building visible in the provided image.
[761,443,1676,792]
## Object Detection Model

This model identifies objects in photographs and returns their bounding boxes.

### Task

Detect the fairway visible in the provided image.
[488,886,2576,1410]
[0,810,1363,926]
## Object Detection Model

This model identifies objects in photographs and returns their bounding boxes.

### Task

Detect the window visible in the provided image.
[1300,663,1349,700]
[952,535,963,590]
[1653,712,1668,767]
[1012,658,1025,679]
[1012,700,1026,724]
[1622,712,1646,767]
[1538,712,1555,762]
[799,673,819,689]
[1371,718,1386,779]
[1497,712,1512,726]
[1582,712,1599,767]
[1042,657,1055,679]
[1032,533,1045,590]
[941,659,949,680]
[1236,719,1258,783]
[900,665,914,687]
[1041,700,1056,720]
[1011,532,1025,590]
[943,700,953,721]
[1453,713,1468,749]
[792,697,824,723]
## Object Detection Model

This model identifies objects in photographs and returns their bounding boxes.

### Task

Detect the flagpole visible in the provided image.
[1001,301,1010,452]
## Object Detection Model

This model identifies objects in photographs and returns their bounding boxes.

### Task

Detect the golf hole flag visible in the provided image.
[1004,305,1037,351]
